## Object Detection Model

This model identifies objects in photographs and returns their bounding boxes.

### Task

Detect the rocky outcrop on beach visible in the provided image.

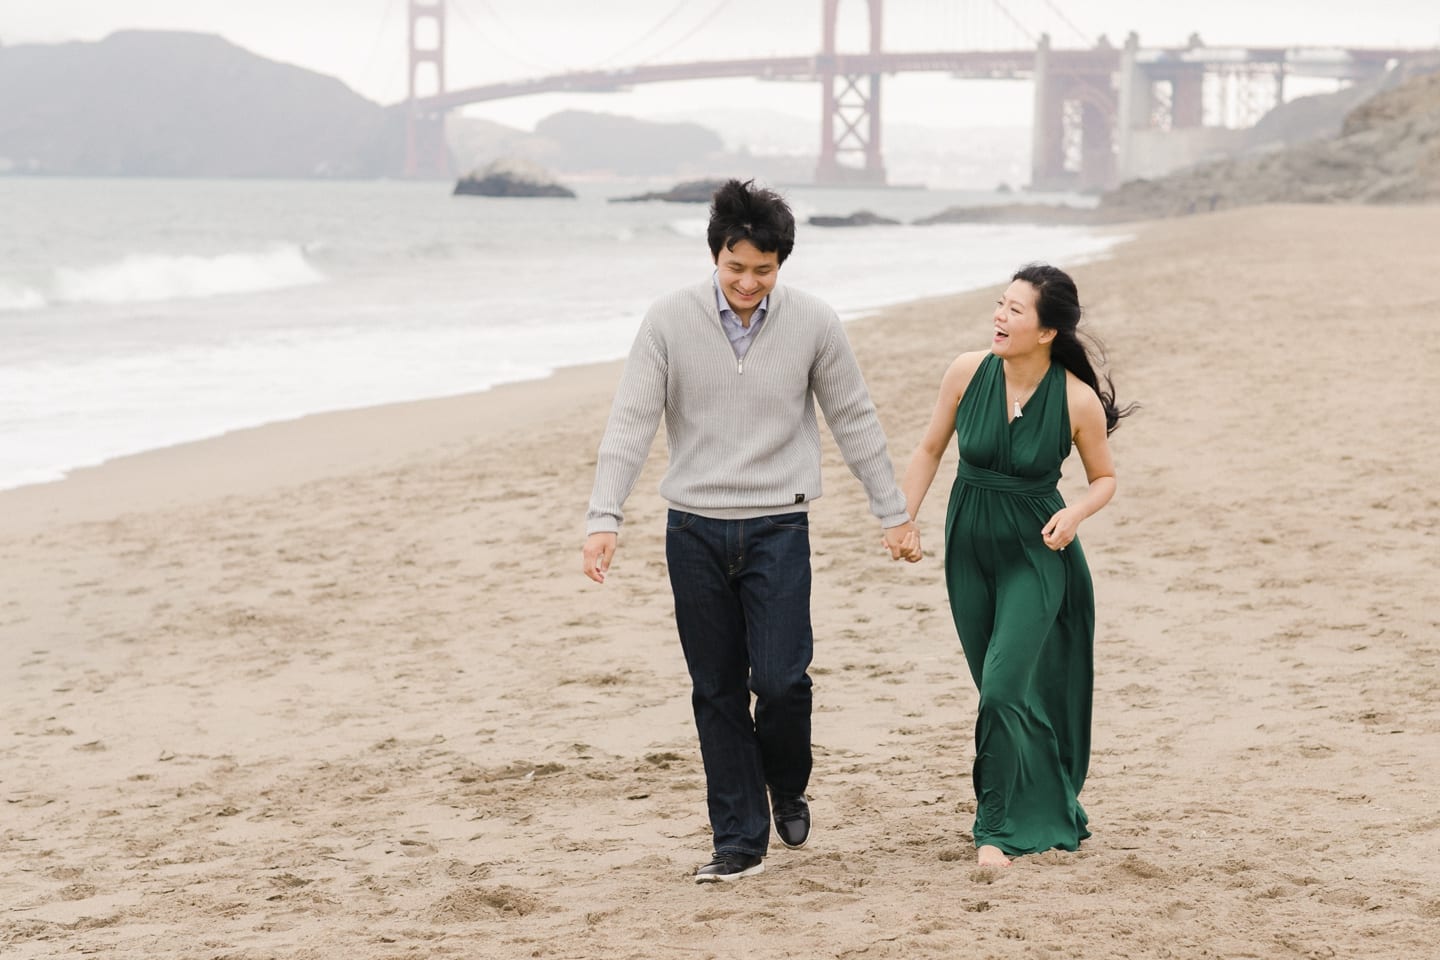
[453,159,575,198]
[914,203,1111,226]
[1098,61,1440,219]
[1242,75,1392,152]
[913,60,1440,226]
[609,179,728,203]
[807,210,901,228]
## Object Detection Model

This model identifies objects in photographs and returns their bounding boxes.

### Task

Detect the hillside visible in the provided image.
[535,111,724,176]
[0,33,747,182]
[1101,61,1440,218]
[448,110,734,179]
[0,31,401,178]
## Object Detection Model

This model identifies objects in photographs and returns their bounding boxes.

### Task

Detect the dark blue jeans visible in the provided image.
[665,509,814,858]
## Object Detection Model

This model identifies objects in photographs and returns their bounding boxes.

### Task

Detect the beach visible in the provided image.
[3,203,1438,958]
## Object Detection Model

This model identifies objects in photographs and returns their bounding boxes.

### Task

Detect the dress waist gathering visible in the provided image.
[954,460,1059,499]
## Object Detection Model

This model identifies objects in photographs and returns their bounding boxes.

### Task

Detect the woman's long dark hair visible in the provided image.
[1014,263,1136,435]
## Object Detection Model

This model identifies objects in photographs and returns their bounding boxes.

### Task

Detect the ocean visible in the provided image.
[0,177,1121,492]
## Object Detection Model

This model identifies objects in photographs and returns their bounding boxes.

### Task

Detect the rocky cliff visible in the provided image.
[1101,61,1440,218]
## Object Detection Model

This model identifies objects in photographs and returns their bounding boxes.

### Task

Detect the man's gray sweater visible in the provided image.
[585,280,909,534]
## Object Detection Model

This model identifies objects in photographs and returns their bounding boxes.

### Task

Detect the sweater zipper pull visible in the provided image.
[737,358,744,374]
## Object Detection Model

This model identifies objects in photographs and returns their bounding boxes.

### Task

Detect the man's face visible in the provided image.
[714,239,780,320]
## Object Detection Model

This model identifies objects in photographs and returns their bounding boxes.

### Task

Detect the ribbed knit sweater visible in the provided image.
[585,281,910,534]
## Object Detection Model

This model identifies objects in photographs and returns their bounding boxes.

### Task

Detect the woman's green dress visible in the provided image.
[943,352,1093,856]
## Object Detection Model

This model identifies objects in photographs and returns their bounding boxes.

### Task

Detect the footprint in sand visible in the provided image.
[423,885,541,922]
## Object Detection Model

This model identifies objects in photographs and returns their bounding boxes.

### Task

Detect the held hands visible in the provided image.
[1041,507,1081,552]
[581,532,617,583]
[882,520,923,563]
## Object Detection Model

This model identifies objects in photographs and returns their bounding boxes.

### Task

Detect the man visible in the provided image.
[581,178,917,883]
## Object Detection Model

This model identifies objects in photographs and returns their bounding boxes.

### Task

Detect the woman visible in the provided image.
[900,263,1131,867]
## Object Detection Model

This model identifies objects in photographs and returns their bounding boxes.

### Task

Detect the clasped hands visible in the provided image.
[883,507,1080,562]
[881,521,923,563]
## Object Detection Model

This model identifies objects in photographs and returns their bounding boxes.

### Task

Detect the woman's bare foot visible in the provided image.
[977,845,1012,868]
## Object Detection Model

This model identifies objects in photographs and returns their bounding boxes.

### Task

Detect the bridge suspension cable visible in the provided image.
[987,0,1037,45]
[633,0,741,64]
[449,0,564,73]
[1037,0,1093,46]
[593,0,698,67]
[360,0,402,92]
[452,0,748,78]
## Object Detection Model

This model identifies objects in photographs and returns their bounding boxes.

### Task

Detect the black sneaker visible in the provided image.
[772,794,811,849]
[693,852,764,883]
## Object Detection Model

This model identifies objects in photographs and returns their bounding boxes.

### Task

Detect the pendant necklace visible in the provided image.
[1010,374,1044,420]
[1011,386,1032,419]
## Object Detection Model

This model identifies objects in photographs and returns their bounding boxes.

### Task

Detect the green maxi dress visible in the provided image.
[943,352,1093,856]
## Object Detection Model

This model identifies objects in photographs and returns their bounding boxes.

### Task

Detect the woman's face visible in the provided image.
[991,280,1053,357]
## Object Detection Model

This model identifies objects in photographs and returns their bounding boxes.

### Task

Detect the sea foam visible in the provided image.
[0,281,46,311]
[44,245,326,307]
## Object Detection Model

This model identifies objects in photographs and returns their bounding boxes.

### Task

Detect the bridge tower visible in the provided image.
[1031,35,1119,192]
[816,0,886,186]
[405,0,451,178]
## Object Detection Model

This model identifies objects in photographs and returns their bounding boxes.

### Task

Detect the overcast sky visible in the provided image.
[5,1,1438,128]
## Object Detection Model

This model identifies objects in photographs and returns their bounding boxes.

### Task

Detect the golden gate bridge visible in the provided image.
[399,0,1431,189]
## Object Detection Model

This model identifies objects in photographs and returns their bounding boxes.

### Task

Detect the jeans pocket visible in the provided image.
[666,510,699,531]
[761,512,809,531]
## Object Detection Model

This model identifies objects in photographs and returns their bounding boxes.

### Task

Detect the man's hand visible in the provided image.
[882,521,922,563]
[582,532,617,583]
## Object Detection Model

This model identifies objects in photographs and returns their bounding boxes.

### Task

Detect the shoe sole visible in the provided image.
[694,862,764,884]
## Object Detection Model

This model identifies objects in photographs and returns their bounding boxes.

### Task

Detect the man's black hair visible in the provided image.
[707,178,796,265]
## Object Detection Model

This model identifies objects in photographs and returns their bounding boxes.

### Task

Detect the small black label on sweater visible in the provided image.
[794,494,805,504]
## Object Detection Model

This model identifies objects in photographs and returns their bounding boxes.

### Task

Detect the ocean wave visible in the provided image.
[0,281,47,311]
[666,218,709,238]
[45,245,326,307]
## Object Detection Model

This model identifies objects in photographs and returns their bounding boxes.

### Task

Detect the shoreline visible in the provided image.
[0,224,1135,530]
[0,358,627,536]
[4,185,1133,501]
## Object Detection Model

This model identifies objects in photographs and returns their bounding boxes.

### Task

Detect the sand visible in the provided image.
[2,204,1438,959]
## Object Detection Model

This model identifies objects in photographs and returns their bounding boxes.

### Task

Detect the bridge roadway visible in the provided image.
[411,47,1418,114]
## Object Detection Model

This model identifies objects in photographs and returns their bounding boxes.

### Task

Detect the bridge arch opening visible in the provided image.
[1059,82,1117,191]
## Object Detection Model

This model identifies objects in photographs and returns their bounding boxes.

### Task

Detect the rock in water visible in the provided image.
[608,179,728,203]
[454,158,576,198]
[806,210,901,228]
